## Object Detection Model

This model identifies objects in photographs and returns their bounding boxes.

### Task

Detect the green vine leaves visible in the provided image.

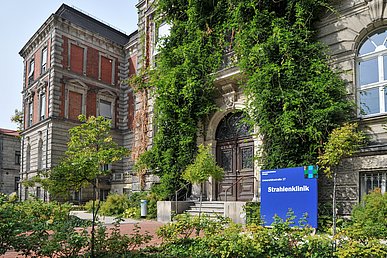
[148,0,356,196]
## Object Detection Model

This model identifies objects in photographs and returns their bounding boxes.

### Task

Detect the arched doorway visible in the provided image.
[215,112,254,201]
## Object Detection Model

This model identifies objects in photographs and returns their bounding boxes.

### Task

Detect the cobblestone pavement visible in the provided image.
[1,212,165,258]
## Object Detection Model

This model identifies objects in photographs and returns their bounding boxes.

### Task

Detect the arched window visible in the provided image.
[215,112,252,141]
[357,29,387,116]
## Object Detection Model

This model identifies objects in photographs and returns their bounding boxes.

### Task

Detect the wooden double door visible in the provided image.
[216,139,254,201]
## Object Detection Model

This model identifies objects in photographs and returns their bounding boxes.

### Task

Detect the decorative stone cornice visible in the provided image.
[365,0,386,21]
[19,15,55,58]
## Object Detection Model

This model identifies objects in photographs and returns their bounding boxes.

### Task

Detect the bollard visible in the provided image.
[140,199,148,217]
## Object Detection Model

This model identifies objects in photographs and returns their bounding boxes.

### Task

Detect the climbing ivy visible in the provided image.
[232,0,354,168]
[148,0,354,197]
[145,0,230,198]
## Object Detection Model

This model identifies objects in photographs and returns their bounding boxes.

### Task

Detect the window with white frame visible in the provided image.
[28,59,34,85]
[41,47,47,74]
[154,22,171,55]
[357,29,387,116]
[39,92,46,121]
[28,102,33,127]
[360,171,386,199]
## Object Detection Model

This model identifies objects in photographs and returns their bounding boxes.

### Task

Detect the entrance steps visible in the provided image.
[185,201,225,218]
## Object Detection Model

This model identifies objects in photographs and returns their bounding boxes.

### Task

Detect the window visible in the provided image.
[112,173,123,181]
[14,177,20,192]
[39,92,46,121]
[41,47,47,74]
[357,29,387,116]
[97,91,116,126]
[37,139,43,170]
[28,59,34,85]
[101,164,112,171]
[24,187,29,200]
[360,171,386,199]
[26,144,31,172]
[100,189,109,201]
[99,100,112,119]
[15,151,21,165]
[152,22,171,66]
[155,22,171,53]
[36,187,41,199]
[28,102,33,127]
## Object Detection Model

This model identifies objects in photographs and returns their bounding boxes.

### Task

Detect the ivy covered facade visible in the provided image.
[19,0,387,215]
[138,0,387,215]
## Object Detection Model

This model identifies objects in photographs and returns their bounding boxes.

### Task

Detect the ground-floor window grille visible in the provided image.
[360,171,386,199]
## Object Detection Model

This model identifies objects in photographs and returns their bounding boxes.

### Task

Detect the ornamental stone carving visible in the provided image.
[365,0,386,21]
[221,83,237,109]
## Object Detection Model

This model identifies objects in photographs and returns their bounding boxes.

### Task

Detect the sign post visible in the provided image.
[260,166,318,228]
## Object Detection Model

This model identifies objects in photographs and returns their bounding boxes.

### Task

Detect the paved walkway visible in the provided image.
[70,210,140,224]
[1,212,165,258]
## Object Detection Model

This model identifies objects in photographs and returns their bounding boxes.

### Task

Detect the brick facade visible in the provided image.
[19,4,138,202]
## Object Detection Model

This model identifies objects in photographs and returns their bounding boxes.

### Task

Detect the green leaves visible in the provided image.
[235,0,354,168]
[182,144,224,184]
[318,123,366,177]
[151,0,356,197]
[44,115,129,197]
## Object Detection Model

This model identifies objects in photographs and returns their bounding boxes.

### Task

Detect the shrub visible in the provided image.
[123,207,139,218]
[124,191,157,219]
[335,239,387,258]
[84,199,103,213]
[348,189,387,240]
[244,202,261,225]
[93,219,152,257]
[153,212,334,258]
[100,193,130,216]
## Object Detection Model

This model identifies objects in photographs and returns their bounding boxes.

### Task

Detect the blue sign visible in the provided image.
[260,166,318,228]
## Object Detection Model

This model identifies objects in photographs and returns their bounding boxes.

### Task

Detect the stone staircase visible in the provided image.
[185,201,225,218]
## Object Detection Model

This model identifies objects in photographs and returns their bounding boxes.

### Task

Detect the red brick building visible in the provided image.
[19,4,140,202]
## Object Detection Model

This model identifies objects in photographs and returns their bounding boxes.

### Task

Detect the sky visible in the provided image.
[0,1,139,130]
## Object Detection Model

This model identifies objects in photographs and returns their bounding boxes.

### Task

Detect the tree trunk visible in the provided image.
[332,171,337,250]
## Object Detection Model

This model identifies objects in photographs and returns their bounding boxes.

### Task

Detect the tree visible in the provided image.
[10,109,23,132]
[182,144,224,218]
[318,123,366,239]
[42,115,129,257]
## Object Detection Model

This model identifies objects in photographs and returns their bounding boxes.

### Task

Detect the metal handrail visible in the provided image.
[174,182,191,214]
[223,174,256,202]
